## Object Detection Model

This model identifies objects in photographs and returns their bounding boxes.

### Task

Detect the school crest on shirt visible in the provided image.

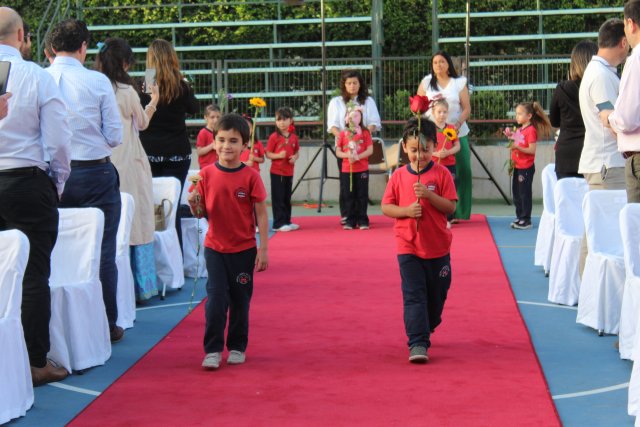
[439,265,450,278]
[235,187,249,199]
[426,181,437,192]
[236,272,251,285]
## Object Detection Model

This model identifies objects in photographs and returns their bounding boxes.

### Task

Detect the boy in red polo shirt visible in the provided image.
[381,117,457,363]
[188,113,269,370]
[195,104,221,169]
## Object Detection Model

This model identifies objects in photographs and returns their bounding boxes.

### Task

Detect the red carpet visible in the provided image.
[71,215,559,426]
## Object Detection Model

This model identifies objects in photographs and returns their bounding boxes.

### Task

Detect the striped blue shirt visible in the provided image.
[46,56,122,160]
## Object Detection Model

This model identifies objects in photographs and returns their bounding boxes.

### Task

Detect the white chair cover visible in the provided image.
[619,204,640,359]
[576,190,627,334]
[0,230,33,424]
[182,218,209,278]
[153,177,185,297]
[547,178,588,306]
[534,163,557,275]
[116,193,136,329]
[49,208,111,372]
[180,169,209,278]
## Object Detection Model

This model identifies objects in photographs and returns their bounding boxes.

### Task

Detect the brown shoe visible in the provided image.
[110,325,124,343]
[31,360,69,386]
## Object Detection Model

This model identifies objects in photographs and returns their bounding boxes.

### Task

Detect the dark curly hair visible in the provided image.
[49,19,90,53]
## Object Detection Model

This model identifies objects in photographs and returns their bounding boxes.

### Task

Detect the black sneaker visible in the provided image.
[510,219,520,228]
[513,220,532,230]
[408,346,429,363]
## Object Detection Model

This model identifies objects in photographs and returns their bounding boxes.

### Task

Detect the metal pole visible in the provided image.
[432,0,439,53]
[465,0,470,76]
[317,0,328,213]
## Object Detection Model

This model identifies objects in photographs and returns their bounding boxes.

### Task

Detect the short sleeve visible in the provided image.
[382,172,399,205]
[363,97,381,131]
[266,133,278,152]
[327,96,344,131]
[251,171,267,203]
[455,76,467,93]
[196,129,207,148]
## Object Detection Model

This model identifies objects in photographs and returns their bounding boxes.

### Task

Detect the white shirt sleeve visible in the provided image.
[364,97,381,131]
[327,96,344,132]
[610,52,640,134]
[39,72,71,196]
[99,75,123,148]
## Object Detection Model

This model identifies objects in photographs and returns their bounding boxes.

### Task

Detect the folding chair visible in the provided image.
[115,192,136,329]
[49,208,111,372]
[576,190,627,335]
[180,170,209,278]
[153,177,185,299]
[619,203,640,360]
[0,230,33,424]
[547,178,588,306]
[534,163,557,276]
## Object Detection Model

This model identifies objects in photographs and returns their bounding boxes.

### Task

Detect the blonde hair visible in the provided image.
[568,40,597,81]
[518,102,552,139]
[146,39,184,105]
[431,99,449,111]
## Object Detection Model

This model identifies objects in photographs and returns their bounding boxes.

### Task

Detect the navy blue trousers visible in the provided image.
[204,247,256,353]
[512,165,535,222]
[59,162,121,330]
[398,253,452,349]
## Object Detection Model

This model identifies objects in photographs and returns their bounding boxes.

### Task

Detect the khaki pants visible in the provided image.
[579,168,626,277]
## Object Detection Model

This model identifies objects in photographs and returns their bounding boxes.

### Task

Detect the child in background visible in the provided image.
[196,104,221,169]
[510,101,552,230]
[240,115,265,172]
[266,107,300,232]
[431,99,460,227]
[381,117,457,363]
[336,106,373,230]
[188,113,269,370]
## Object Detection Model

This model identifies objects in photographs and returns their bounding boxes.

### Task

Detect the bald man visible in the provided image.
[0,7,71,385]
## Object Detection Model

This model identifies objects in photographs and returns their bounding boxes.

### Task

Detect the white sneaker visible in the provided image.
[227,350,246,365]
[255,226,259,233]
[288,223,300,231]
[202,352,221,369]
[275,225,293,232]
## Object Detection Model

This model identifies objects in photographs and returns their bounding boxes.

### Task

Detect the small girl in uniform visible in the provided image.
[510,101,552,230]
[266,107,300,232]
[240,115,265,172]
[336,106,373,230]
[431,99,460,226]
[196,104,221,169]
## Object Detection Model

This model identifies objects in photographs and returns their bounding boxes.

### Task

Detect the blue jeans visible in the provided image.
[203,247,256,353]
[398,253,452,349]
[59,162,121,329]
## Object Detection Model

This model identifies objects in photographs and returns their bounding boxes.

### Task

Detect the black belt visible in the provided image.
[623,151,640,159]
[0,166,42,176]
[70,157,111,168]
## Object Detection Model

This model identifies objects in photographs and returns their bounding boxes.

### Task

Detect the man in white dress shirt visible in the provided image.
[0,92,10,119]
[46,19,125,342]
[0,7,71,385]
[600,1,640,202]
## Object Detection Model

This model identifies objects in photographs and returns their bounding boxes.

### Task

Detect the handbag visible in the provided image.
[154,198,173,231]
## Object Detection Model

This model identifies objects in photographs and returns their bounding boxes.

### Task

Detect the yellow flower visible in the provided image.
[249,97,267,109]
[443,128,457,141]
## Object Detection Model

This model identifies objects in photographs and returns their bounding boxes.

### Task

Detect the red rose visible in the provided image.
[409,95,431,115]
[288,124,296,134]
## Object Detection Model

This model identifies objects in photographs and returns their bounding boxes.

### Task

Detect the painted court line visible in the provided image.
[517,300,578,311]
[498,245,536,248]
[136,300,203,311]
[552,383,629,400]
[48,382,101,396]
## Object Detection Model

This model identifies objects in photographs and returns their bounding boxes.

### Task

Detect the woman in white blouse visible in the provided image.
[327,69,381,223]
[417,51,472,221]
[95,37,160,301]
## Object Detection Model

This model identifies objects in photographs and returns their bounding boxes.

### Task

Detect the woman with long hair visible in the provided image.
[417,50,472,221]
[95,37,160,302]
[327,69,381,224]
[139,39,199,251]
[550,40,598,180]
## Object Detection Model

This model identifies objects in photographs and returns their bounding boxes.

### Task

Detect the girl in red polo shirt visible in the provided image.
[266,107,300,232]
[336,106,373,230]
[432,99,461,227]
[510,102,552,230]
[382,117,457,363]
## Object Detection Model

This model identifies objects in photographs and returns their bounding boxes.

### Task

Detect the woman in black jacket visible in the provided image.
[549,40,598,180]
[140,39,199,249]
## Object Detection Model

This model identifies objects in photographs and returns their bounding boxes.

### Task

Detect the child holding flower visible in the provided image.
[336,105,373,230]
[196,104,221,170]
[266,107,300,232]
[509,101,552,230]
[381,117,457,363]
[431,99,460,226]
[240,115,265,171]
[188,113,269,370]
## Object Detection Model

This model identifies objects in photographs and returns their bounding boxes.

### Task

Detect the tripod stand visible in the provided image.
[292,139,339,212]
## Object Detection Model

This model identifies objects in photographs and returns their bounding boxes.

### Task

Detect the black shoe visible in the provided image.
[513,220,532,230]
[110,325,125,343]
[510,219,519,228]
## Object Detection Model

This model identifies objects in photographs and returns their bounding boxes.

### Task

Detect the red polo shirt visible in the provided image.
[266,132,300,176]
